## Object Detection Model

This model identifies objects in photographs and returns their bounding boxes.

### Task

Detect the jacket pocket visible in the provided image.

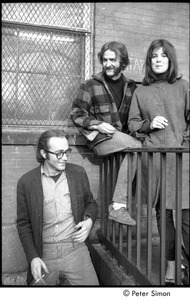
[94,104,112,124]
[95,104,110,114]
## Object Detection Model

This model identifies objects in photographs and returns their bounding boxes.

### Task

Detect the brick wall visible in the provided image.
[94,2,189,82]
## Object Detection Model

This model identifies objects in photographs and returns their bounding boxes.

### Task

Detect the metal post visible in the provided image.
[160,152,166,285]
[127,152,133,261]
[147,152,153,278]
[136,151,142,269]
[175,153,182,285]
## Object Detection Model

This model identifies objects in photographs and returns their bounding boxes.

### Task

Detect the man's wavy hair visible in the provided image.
[143,39,179,85]
[35,129,68,164]
[98,41,130,71]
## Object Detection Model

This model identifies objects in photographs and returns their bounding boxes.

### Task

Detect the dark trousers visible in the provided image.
[156,204,189,261]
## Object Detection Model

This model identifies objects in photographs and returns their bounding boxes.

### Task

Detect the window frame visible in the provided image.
[2,4,94,145]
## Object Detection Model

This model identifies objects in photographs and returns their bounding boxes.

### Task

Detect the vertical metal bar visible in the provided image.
[108,155,112,205]
[117,153,124,254]
[107,155,113,242]
[110,154,114,196]
[111,153,119,242]
[127,152,133,261]
[119,223,123,254]
[107,156,112,240]
[101,157,106,234]
[112,221,116,246]
[175,153,182,285]
[147,152,153,279]
[107,219,111,241]
[100,157,103,232]
[160,152,166,285]
[103,156,108,236]
[136,151,142,269]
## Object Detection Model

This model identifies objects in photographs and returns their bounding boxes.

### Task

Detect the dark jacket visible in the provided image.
[17,163,98,285]
[71,72,137,149]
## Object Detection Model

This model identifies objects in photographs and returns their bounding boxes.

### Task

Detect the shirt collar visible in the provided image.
[41,164,66,178]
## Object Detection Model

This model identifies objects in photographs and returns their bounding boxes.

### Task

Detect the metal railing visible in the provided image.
[98,147,189,286]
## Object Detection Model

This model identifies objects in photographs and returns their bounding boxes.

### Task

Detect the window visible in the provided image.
[2,3,93,128]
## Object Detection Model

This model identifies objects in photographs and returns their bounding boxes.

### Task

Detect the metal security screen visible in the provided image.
[2,3,93,127]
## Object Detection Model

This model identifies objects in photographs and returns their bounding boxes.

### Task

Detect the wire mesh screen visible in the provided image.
[2,2,91,30]
[2,3,93,126]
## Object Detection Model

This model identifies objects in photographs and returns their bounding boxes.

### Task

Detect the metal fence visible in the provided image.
[2,3,93,127]
[99,148,189,286]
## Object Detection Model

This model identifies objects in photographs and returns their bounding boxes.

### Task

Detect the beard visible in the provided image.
[103,64,122,78]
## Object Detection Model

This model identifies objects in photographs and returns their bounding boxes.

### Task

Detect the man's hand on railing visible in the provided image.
[89,122,116,134]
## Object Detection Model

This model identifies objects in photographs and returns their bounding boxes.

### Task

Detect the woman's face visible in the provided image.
[151,47,169,74]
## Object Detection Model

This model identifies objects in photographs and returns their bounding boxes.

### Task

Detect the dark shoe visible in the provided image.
[108,204,136,226]
[181,265,189,286]
[165,279,175,286]
[181,246,189,286]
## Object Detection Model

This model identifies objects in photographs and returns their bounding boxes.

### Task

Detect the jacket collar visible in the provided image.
[31,165,44,210]
[92,71,134,85]
[65,164,76,210]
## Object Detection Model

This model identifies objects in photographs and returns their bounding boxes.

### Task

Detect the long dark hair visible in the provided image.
[98,41,130,71]
[143,39,179,85]
[35,129,68,163]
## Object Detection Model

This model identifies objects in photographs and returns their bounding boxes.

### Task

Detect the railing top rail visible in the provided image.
[121,147,189,153]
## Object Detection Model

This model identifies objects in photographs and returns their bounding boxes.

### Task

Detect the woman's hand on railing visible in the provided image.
[150,116,168,130]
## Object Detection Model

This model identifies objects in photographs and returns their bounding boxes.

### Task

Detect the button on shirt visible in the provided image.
[41,165,76,243]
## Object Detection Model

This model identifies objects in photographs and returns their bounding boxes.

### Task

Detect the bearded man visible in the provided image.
[71,41,142,225]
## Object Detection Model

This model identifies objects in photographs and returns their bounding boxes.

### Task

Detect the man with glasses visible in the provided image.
[17,129,99,286]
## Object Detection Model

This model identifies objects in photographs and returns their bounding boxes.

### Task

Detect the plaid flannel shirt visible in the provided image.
[71,72,137,148]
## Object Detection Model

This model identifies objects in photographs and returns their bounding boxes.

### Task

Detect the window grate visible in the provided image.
[2,3,93,127]
[2,2,91,31]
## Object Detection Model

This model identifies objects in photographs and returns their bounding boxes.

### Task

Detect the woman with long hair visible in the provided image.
[128,39,189,286]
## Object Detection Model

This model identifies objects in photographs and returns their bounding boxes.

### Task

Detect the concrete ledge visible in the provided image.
[2,126,86,146]
[91,244,135,286]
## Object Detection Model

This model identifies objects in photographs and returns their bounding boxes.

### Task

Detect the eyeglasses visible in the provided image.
[44,148,72,159]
